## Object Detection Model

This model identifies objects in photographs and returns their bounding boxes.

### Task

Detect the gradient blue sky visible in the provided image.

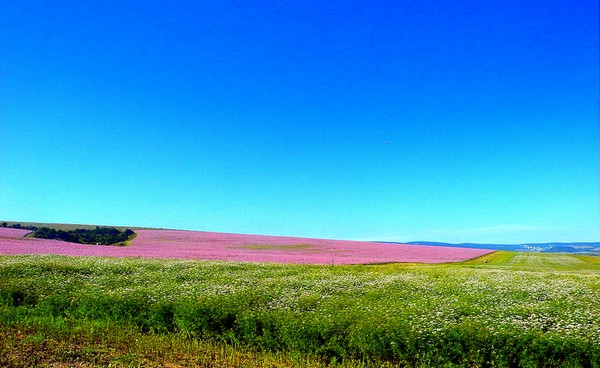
[1,1,598,243]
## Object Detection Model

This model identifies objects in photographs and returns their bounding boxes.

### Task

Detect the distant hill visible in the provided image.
[403,241,600,254]
[0,220,158,232]
[3,220,598,255]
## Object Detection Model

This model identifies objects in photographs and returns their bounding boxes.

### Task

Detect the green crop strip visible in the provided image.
[241,244,321,251]
[0,253,599,367]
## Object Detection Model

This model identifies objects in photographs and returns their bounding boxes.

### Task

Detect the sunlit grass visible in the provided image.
[1,253,599,367]
[463,251,600,272]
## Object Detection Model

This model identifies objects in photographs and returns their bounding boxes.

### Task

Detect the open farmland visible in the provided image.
[1,250,599,367]
[0,228,493,264]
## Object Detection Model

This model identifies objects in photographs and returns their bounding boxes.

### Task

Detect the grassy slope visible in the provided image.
[462,251,600,272]
[0,252,599,367]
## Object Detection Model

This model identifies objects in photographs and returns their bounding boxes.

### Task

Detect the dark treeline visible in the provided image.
[1,223,37,231]
[31,227,135,245]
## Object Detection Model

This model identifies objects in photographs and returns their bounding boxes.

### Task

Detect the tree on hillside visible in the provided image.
[32,227,135,245]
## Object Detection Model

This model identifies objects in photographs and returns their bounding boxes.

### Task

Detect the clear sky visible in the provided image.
[1,1,598,244]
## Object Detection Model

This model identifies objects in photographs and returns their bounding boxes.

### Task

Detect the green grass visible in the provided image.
[463,251,600,272]
[1,252,599,367]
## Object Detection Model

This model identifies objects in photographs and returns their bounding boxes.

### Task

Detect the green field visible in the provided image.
[1,252,599,367]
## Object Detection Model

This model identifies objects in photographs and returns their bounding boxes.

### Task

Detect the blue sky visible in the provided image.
[1,1,598,243]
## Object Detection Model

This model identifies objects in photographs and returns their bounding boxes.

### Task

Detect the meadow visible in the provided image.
[1,251,599,367]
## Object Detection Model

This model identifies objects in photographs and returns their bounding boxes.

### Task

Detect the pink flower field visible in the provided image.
[0,227,33,238]
[0,228,494,264]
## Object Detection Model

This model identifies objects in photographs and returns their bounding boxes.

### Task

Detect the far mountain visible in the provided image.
[402,241,600,254]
